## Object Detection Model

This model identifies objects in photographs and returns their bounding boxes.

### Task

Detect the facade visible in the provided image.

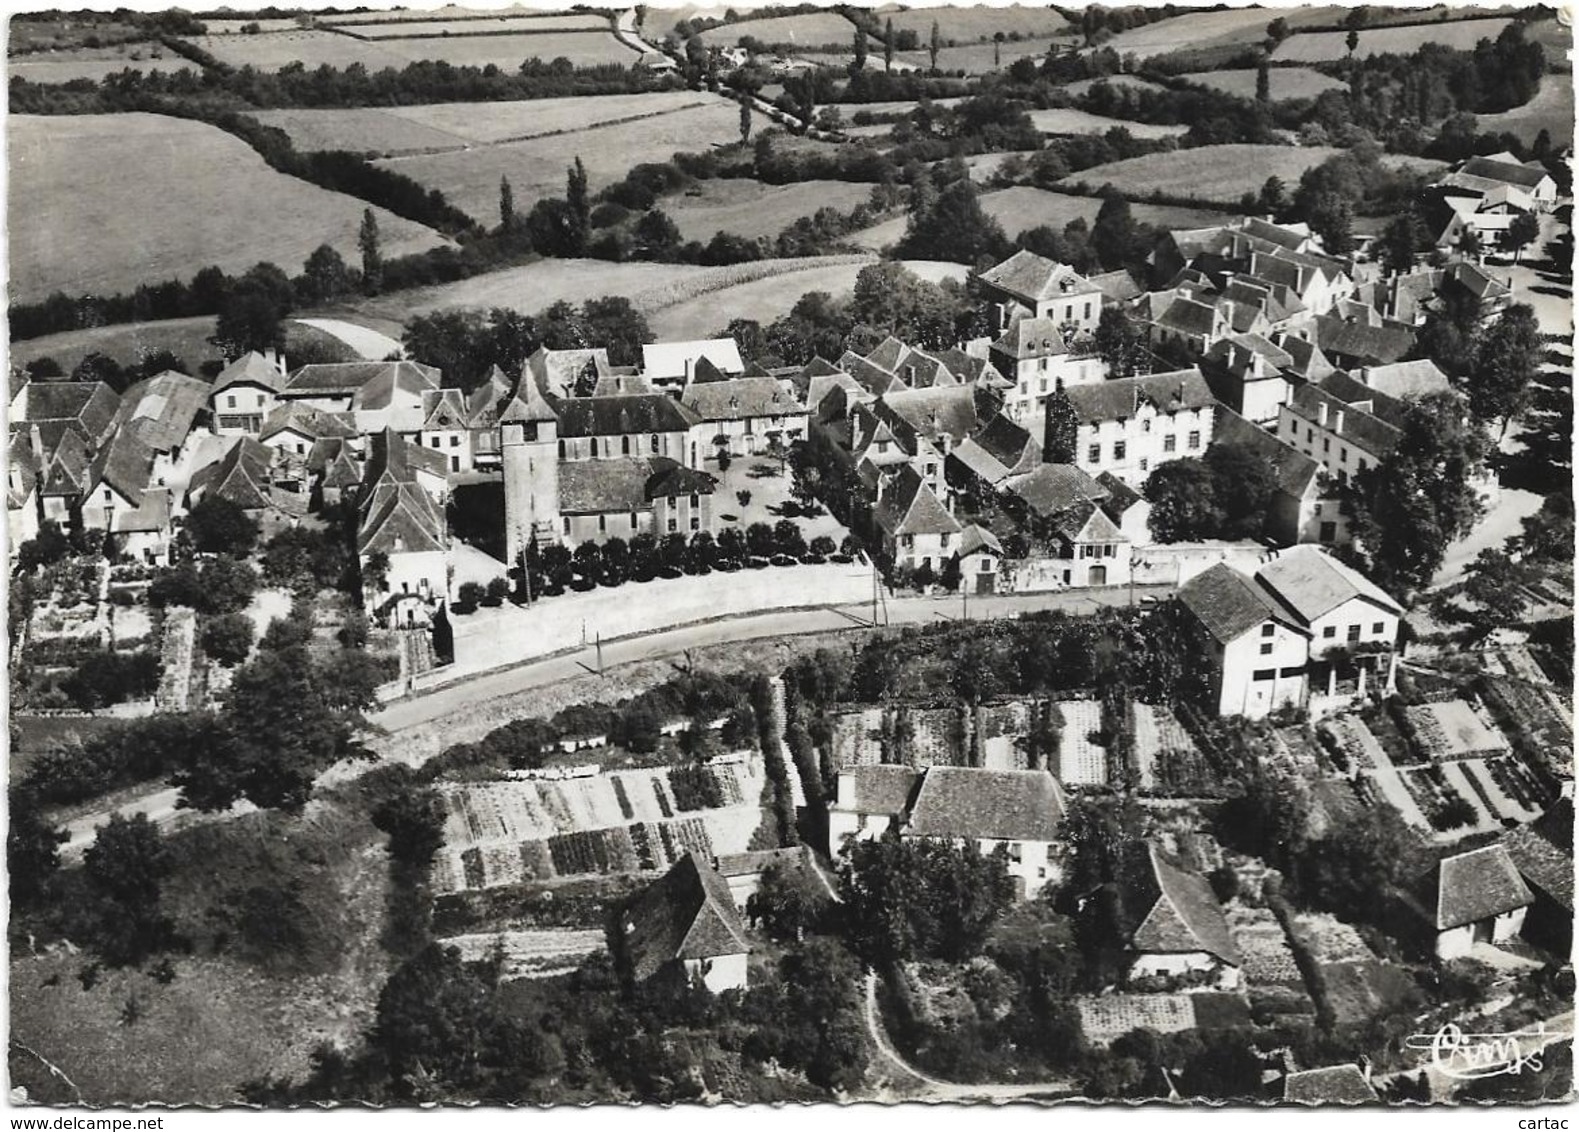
[871,463,961,574]
[1063,368,1218,487]
[978,250,1104,333]
[1120,843,1242,990]
[1432,844,1534,961]
[989,315,1108,429]
[902,767,1067,899]
[828,765,923,849]
[211,351,288,435]
[1210,409,1338,547]
[680,373,809,459]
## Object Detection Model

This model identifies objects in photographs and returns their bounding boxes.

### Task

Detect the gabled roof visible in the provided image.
[357,429,446,555]
[110,488,171,534]
[260,402,358,444]
[1064,368,1214,425]
[554,394,701,437]
[1313,315,1415,366]
[1123,843,1240,966]
[1057,502,1124,545]
[188,437,274,511]
[834,764,923,815]
[590,371,657,398]
[864,335,908,372]
[878,386,980,447]
[558,457,660,514]
[624,853,750,983]
[1178,562,1287,644]
[873,464,961,539]
[116,371,209,454]
[993,315,1070,361]
[972,413,1039,472]
[645,460,716,501]
[212,351,285,395]
[287,361,435,396]
[1155,296,1220,337]
[1350,359,1449,402]
[937,348,1012,390]
[1435,843,1533,930]
[1255,545,1403,623]
[839,350,907,398]
[8,435,38,510]
[37,429,92,497]
[1284,1065,1379,1105]
[1003,463,1107,519]
[1088,268,1143,303]
[1210,409,1321,500]
[906,767,1065,843]
[87,428,156,506]
[500,370,560,425]
[1457,156,1553,190]
[957,522,1003,558]
[527,345,611,397]
[420,387,469,431]
[1095,471,1144,516]
[642,339,744,383]
[1213,331,1295,374]
[1504,825,1574,912]
[1444,261,1512,303]
[1272,333,1334,380]
[980,250,1099,303]
[20,381,120,444]
[1242,216,1313,252]
[1287,382,1401,459]
[682,376,803,422]
[350,360,441,412]
[950,437,1015,487]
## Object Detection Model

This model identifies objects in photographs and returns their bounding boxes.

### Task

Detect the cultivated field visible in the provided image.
[649,257,968,339]
[251,91,718,155]
[697,11,862,49]
[200,17,304,33]
[8,45,199,84]
[1180,66,1346,101]
[1102,6,1348,58]
[1271,17,1516,62]
[1057,144,1445,206]
[338,15,609,37]
[8,113,448,305]
[179,30,412,70]
[880,5,1072,42]
[843,97,966,117]
[664,178,879,242]
[1477,75,1576,146]
[373,98,751,220]
[379,30,638,68]
[1027,107,1189,139]
[896,36,1065,74]
[322,5,569,24]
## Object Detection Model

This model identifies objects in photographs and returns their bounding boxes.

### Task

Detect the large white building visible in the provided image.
[1061,368,1218,487]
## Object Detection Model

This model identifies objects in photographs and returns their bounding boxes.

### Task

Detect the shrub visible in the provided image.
[483,577,509,607]
[668,764,724,811]
[201,613,256,667]
[456,581,484,610]
[62,650,160,709]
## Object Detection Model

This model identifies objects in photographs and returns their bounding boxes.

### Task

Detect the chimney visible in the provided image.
[684,357,694,385]
[836,770,855,806]
[30,423,44,469]
[1333,410,1345,434]
[904,364,916,386]
[1318,402,1329,426]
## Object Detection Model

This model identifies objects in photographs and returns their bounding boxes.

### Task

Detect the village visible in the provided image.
[6,3,1575,1111]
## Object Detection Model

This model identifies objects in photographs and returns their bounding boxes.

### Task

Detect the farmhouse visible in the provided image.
[622,852,752,993]
[902,766,1067,899]
[211,350,289,435]
[259,402,358,459]
[1436,152,1558,211]
[114,370,210,483]
[1118,842,1242,989]
[1061,368,1218,487]
[978,249,1105,334]
[80,429,170,563]
[357,428,450,629]
[828,765,923,849]
[1504,807,1574,957]
[1430,843,1533,961]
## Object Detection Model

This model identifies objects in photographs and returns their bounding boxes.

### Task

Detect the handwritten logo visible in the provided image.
[1404,1023,1570,1080]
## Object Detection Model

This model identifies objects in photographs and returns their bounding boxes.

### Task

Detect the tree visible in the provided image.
[1512,493,1574,565]
[184,496,260,556]
[1255,59,1271,104]
[1257,175,1289,217]
[498,175,515,230]
[358,209,383,295]
[374,943,495,1093]
[1203,442,1279,539]
[84,813,174,965]
[738,99,752,145]
[633,208,682,260]
[372,786,447,866]
[1345,27,1359,57]
[928,19,941,72]
[1460,548,1534,637]
[1500,210,1540,265]
[567,157,591,255]
[851,24,867,72]
[1348,392,1490,595]
[1470,304,1542,436]
[297,244,355,306]
[202,613,256,667]
[1089,191,1139,273]
[1266,16,1289,43]
[883,17,894,72]
[745,521,777,558]
[1302,190,1355,256]
[899,177,1010,265]
[580,296,653,368]
[1092,306,1143,379]
[212,278,288,359]
[9,786,66,908]
[1381,202,1430,275]
[1144,459,1223,542]
[1043,381,1080,464]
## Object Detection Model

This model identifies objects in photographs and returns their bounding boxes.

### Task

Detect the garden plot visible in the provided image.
[1133,703,1207,794]
[1055,699,1106,787]
[830,707,886,769]
[1460,759,1543,825]
[1352,723,1433,831]
[1225,901,1312,1016]
[440,929,606,980]
[1403,700,1510,760]
[1320,715,1383,774]
[1436,761,1504,835]
[1077,994,1197,1045]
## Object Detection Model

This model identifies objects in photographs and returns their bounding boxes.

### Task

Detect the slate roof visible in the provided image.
[559,457,661,514]
[212,351,285,395]
[38,430,92,497]
[993,315,1070,360]
[1154,296,1220,337]
[20,381,120,444]
[1056,502,1125,545]
[357,430,446,555]
[8,435,38,510]
[906,767,1065,843]
[88,429,157,506]
[873,464,961,538]
[527,345,611,397]
[1457,156,1552,190]
[1178,562,1284,643]
[1273,333,1335,380]
[554,394,701,437]
[980,250,1099,303]
[1211,409,1321,499]
[1064,368,1214,424]
[835,764,922,815]
[1444,261,1512,303]
[645,460,716,501]
[957,523,1003,558]
[110,488,171,534]
[1088,268,1143,303]
[1095,471,1143,516]
[590,371,657,398]
[642,339,745,382]
[350,360,440,414]
[116,371,209,454]
[950,437,1014,487]
[839,350,907,398]
[1256,545,1403,623]
[188,437,274,511]
[500,370,560,425]
[261,402,358,443]
[1286,383,1400,459]
[1123,843,1240,965]
[1502,827,1573,912]
[1352,359,1449,401]
[623,853,750,983]
[1435,843,1533,930]
[682,376,803,422]
[1003,463,1108,519]
[973,413,1040,471]
[288,361,435,396]
[878,386,980,446]
[938,348,1012,390]
[420,387,469,431]
[1283,1066,1379,1105]
[1313,315,1415,366]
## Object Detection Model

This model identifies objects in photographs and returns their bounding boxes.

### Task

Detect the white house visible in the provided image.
[681,373,809,459]
[211,351,288,435]
[1062,368,1218,487]
[871,463,961,575]
[989,315,1108,429]
[902,767,1066,900]
[828,765,923,849]
[1177,562,1312,718]
[623,852,751,993]
[1120,843,1242,990]
[641,339,745,389]
[356,429,450,629]
[1432,843,1533,961]
[978,249,1105,333]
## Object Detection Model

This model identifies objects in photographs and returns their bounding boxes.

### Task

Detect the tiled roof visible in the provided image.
[261,402,358,443]
[420,387,469,431]
[89,429,157,506]
[110,487,170,534]
[839,350,907,398]
[1057,502,1124,544]
[1444,261,1512,302]
[1003,463,1107,519]
[980,250,1098,303]
[1504,826,1574,912]
[1178,562,1281,643]
[873,464,961,538]
[645,460,716,501]
[864,335,908,372]
[835,764,922,815]
[993,315,1069,360]
[906,767,1065,843]
[1123,843,1240,965]
[1352,359,1450,402]
[1088,268,1143,303]
[1286,384,1400,460]
[950,437,1013,487]
[1155,296,1219,337]
[805,369,869,413]
[500,370,560,425]
[623,853,750,983]
[1284,1066,1379,1105]
[527,346,610,397]
[212,351,285,395]
[1435,843,1533,930]
[1256,545,1402,623]
[357,429,446,555]
[957,523,1003,558]
[554,394,701,437]
[288,361,435,395]
[938,348,1011,390]
[642,339,744,383]
[1242,216,1312,252]
[1313,315,1415,366]
[38,430,92,497]
[878,386,980,446]
[1095,471,1143,516]
[1064,368,1214,425]
[682,376,803,422]
[1272,333,1334,380]
[21,381,120,444]
[590,371,657,398]
[1458,156,1552,190]
[116,371,209,454]
[189,437,274,511]
[559,457,660,514]
[973,413,1039,471]
[1211,409,1321,499]
[350,361,440,412]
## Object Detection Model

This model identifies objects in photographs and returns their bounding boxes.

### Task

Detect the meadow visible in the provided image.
[879,5,1071,43]
[1102,6,1349,59]
[1179,66,1347,101]
[373,97,751,222]
[842,97,966,117]
[10,318,367,377]
[1061,74,1166,97]
[338,14,609,38]
[179,29,412,70]
[1270,16,1515,62]
[8,113,448,305]
[377,30,638,68]
[1027,107,1189,139]
[199,17,303,34]
[1476,75,1576,146]
[697,11,862,50]
[1057,144,1445,205]
[895,35,1066,74]
[663,178,879,242]
[322,4,564,24]
[8,44,199,84]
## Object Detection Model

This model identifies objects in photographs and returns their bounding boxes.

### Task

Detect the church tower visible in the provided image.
[500,370,561,566]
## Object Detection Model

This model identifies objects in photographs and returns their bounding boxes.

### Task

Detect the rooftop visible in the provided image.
[1435,843,1533,930]
[623,853,750,983]
[906,767,1065,843]
[980,249,1099,304]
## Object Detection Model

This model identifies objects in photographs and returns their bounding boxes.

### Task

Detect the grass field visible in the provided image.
[180,29,413,70]
[650,258,968,339]
[9,44,200,84]
[339,15,609,37]
[199,17,304,33]
[379,30,638,68]
[1027,107,1189,139]
[1058,144,1445,205]
[323,4,568,23]
[1477,74,1576,146]
[1180,66,1346,101]
[9,113,449,305]
[9,317,365,376]
[842,97,965,117]
[373,97,751,221]
[1271,17,1515,62]
[1103,6,1349,58]
[880,5,1071,43]
[895,35,1065,74]
[664,178,879,242]
[251,91,716,155]
[697,11,861,49]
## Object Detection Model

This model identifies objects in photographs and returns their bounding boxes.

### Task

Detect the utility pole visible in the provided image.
[596,632,604,674]
[962,575,968,621]
[871,556,878,627]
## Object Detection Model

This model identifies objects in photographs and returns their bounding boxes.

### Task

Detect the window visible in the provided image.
[598,515,606,532]
[1323,438,1331,453]
[590,438,599,457]
[1139,458,1149,472]
[1372,621,1384,634]
[1252,668,1276,681]
[1307,427,1314,442]
[668,518,678,533]
[1358,458,1368,471]
[621,436,631,456]
[430,437,440,448]
[690,516,700,531]
[1347,624,1361,643]
[558,440,566,459]
[1323,626,1336,639]
[1063,570,1071,584]
[1163,435,1176,453]
[563,517,570,534]
[1113,441,1127,460]
[689,493,699,509]
[940,532,951,548]
[226,395,236,409]
[1279,665,1305,678]
[449,436,459,448]
[1088,444,1101,463]
[744,418,754,435]
[1187,430,1201,449]
[1260,642,1274,655]
[650,433,660,453]
[1262,623,1275,637]
[901,534,914,549]
[1084,302,1092,320]
[1339,448,1348,464]
[1314,503,1323,516]
[630,512,639,530]
[1320,521,1337,543]
[1142,418,1151,433]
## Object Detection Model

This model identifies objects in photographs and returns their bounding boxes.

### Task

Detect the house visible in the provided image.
[211,351,289,434]
[680,372,808,459]
[418,366,512,474]
[10,379,120,449]
[349,360,441,435]
[8,434,40,546]
[259,402,358,460]
[1437,154,1558,211]
[1430,843,1533,960]
[946,413,1042,497]
[989,315,1108,428]
[1118,842,1242,989]
[1095,471,1151,547]
[525,345,612,397]
[978,249,1104,333]
[715,845,826,909]
[641,339,745,389]
[113,370,210,483]
[1205,332,1297,425]
[1146,293,1230,355]
[1176,562,1313,718]
[828,765,923,849]
[621,852,751,993]
[186,436,305,534]
[871,463,961,575]
[556,457,715,546]
[1282,1065,1379,1105]
[951,523,1004,596]
[1347,359,1450,402]
[1048,501,1130,589]
[902,767,1066,899]
[1503,805,1573,957]
[357,429,450,628]
[1310,314,1415,369]
[1209,410,1336,547]
[1061,368,1218,487]
[79,428,170,563]
[1276,377,1403,489]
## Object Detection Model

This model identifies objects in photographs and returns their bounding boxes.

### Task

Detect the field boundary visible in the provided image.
[373,97,724,162]
[626,253,874,312]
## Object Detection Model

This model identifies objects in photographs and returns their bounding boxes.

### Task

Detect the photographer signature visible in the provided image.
[1404,1022,1570,1080]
